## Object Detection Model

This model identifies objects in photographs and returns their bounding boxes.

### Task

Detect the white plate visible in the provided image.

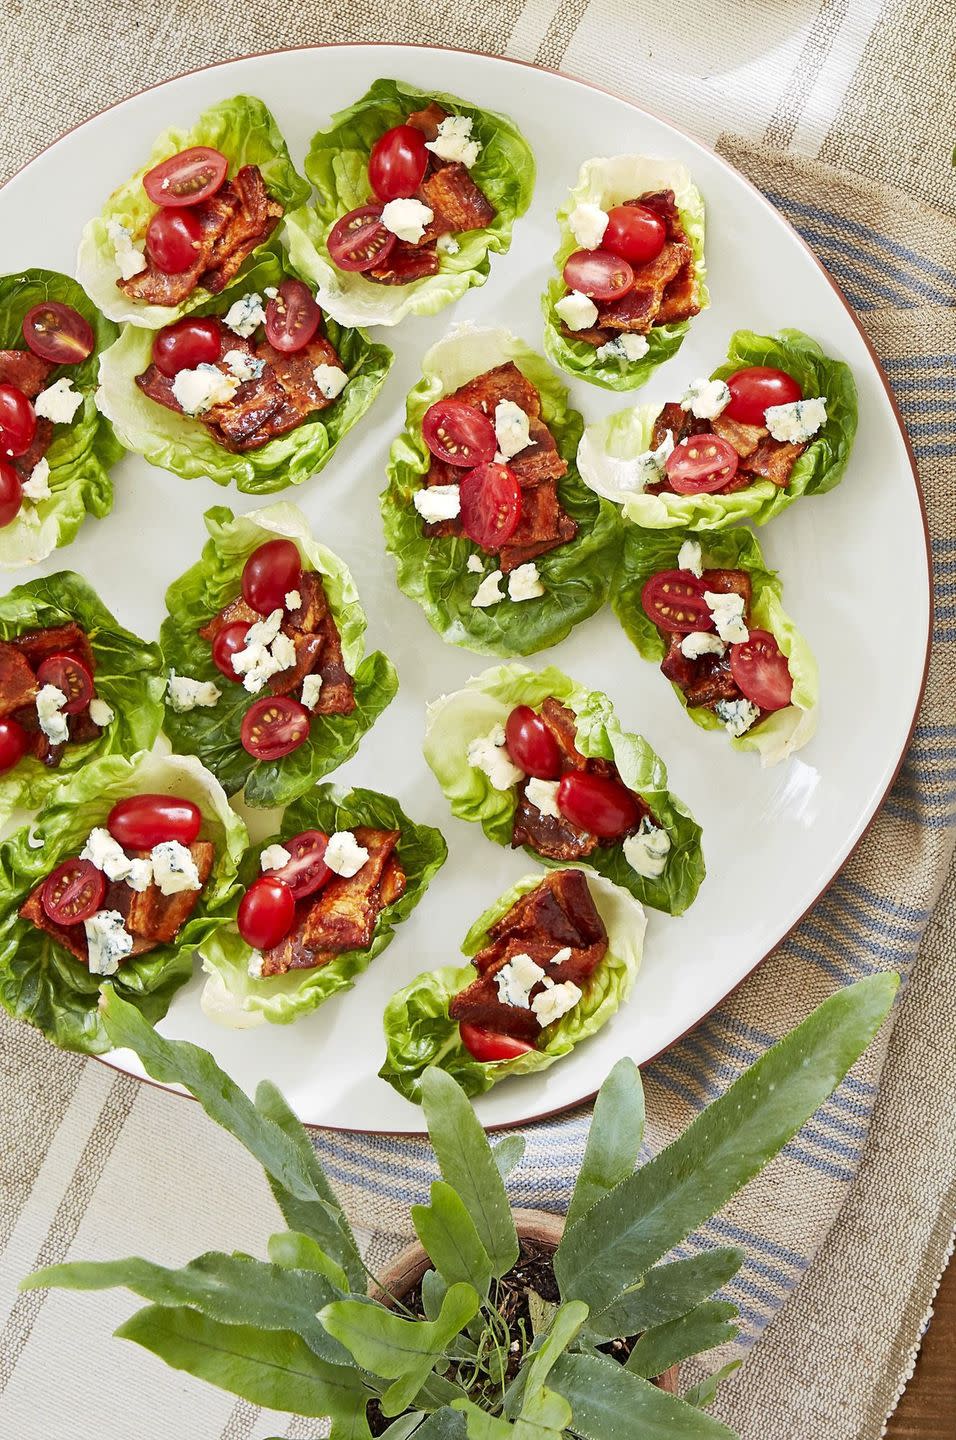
[0,45,929,1133]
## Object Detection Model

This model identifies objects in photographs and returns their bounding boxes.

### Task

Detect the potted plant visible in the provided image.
[24,975,897,1437]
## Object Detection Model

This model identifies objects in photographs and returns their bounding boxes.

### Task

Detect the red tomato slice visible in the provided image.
[0,459,23,527]
[504,705,562,779]
[460,1023,535,1062]
[562,248,634,301]
[267,830,331,900]
[107,794,202,850]
[327,205,396,273]
[145,208,202,273]
[641,571,713,634]
[211,622,252,682]
[22,303,94,365]
[240,697,311,760]
[557,771,641,840]
[238,875,295,950]
[368,124,429,202]
[0,716,28,772]
[36,654,94,714]
[241,539,302,615]
[41,858,106,926]
[264,279,322,354]
[152,317,222,377]
[665,435,740,495]
[422,399,497,468]
[143,146,229,207]
[730,629,793,711]
[458,463,522,550]
[0,384,36,458]
[602,204,666,264]
[724,367,803,425]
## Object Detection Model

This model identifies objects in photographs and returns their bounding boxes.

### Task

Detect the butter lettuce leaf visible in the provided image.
[160,503,398,807]
[381,326,622,657]
[78,95,310,328]
[0,751,246,1054]
[423,662,704,913]
[379,868,646,1102]
[200,785,447,1028]
[285,78,535,327]
[542,156,708,391]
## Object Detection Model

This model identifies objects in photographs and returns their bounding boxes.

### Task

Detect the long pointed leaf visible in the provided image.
[413,1411,469,1438]
[550,1352,735,1439]
[565,1058,644,1233]
[412,1182,493,1294]
[683,1360,742,1410]
[584,1249,743,1339]
[267,1231,349,1291]
[379,1415,426,1440]
[625,1301,738,1378]
[492,1134,526,1180]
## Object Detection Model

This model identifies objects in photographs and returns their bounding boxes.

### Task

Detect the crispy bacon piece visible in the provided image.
[631,190,684,240]
[700,568,752,609]
[742,437,806,488]
[0,642,39,717]
[498,482,576,575]
[420,162,495,233]
[0,349,54,398]
[657,570,753,715]
[597,242,690,333]
[197,594,257,645]
[0,622,101,767]
[12,621,95,673]
[651,402,705,452]
[368,241,441,285]
[512,794,598,861]
[13,418,55,481]
[509,417,568,485]
[454,362,541,420]
[656,263,701,325]
[406,102,448,140]
[710,413,767,459]
[119,197,237,306]
[561,324,613,347]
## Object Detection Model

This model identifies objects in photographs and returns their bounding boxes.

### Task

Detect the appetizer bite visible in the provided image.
[96,254,392,492]
[286,79,534,327]
[542,157,707,390]
[160,503,398,807]
[380,866,645,1101]
[578,328,857,528]
[381,325,621,656]
[200,785,446,1028]
[0,572,164,821]
[78,96,310,328]
[0,270,122,565]
[612,526,817,765]
[424,662,704,913]
[0,752,245,1053]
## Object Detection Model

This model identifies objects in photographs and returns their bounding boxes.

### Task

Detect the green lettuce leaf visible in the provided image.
[77,95,310,328]
[381,326,622,657]
[0,269,122,566]
[200,784,447,1027]
[422,662,704,913]
[160,502,398,806]
[579,328,858,528]
[96,252,392,494]
[541,156,708,391]
[612,526,818,765]
[285,78,535,327]
[379,868,646,1102]
[0,751,247,1054]
[0,570,165,822]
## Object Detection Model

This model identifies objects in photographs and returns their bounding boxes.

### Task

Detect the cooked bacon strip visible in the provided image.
[11,621,95,674]
[406,102,448,140]
[13,418,55,481]
[454,362,541,420]
[597,242,690,333]
[508,417,568,485]
[0,349,54,398]
[368,241,441,285]
[742,437,806,487]
[656,263,702,325]
[420,163,495,234]
[0,642,39,717]
[119,196,237,306]
[631,190,684,240]
[699,568,752,609]
[656,568,757,716]
[709,413,767,458]
[197,594,258,645]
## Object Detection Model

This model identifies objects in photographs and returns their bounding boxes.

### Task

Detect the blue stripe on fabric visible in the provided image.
[764,191,956,289]
[881,798,956,830]
[883,354,956,369]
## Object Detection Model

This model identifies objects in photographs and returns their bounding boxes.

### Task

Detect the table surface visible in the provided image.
[886,1253,956,1438]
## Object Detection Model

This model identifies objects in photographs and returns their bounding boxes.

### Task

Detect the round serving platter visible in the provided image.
[0,44,930,1133]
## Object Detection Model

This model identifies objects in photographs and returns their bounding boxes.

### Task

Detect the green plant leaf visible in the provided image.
[492,1134,526,1180]
[267,1231,350,1291]
[412,1181,493,1295]
[583,1249,744,1340]
[565,1058,645,1233]
[549,1351,734,1438]
[379,1415,427,1439]
[682,1360,742,1410]
[555,974,898,1317]
[625,1301,738,1378]
[420,1069,519,1277]
[411,1412,469,1439]
[420,1268,448,1322]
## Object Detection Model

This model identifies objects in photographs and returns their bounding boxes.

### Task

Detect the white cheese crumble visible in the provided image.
[301,673,323,710]
[495,952,546,1009]
[467,723,523,791]
[595,333,650,363]
[81,827,132,881]
[230,609,294,693]
[555,290,599,332]
[126,858,153,893]
[425,115,482,168]
[436,234,460,255]
[312,364,349,400]
[703,590,749,644]
[494,399,532,460]
[107,220,147,280]
[568,201,609,250]
[532,977,582,1028]
[414,484,461,523]
[677,539,703,578]
[285,589,301,611]
[471,569,505,608]
[88,697,114,727]
[172,364,239,416]
[84,910,133,976]
[324,830,369,878]
[22,458,51,501]
[260,843,292,873]
[715,697,761,738]
[623,817,672,879]
[167,671,221,712]
[381,198,434,243]
[150,840,201,895]
[34,378,83,425]
[466,553,484,574]
[36,684,68,745]
[263,286,278,299]
[679,631,727,660]
[223,293,266,338]
[247,950,265,979]
[525,777,561,818]
[616,430,674,494]
[764,397,827,443]
[222,350,266,383]
[508,563,545,602]
[680,378,731,420]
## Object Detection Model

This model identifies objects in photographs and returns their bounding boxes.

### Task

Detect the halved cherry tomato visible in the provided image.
[241,539,302,615]
[211,621,252,682]
[145,207,202,273]
[505,705,562,780]
[460,1023,535,1062]
[152,317,222,378]
[724,366,803,425]
[730,628,793,711]
[602,204,666,264]
[240,697,310,760]
[0,460,23,527]
[459,463,522,550]
[0,716,28,773]
[557,771,640,840]
[562,249,634,301]
[368,123,429,202]
[327,205,396,273]
[22,302,94,365]
[107,794,202,850]
[143,146,229,207]
[0,384,36,458]
[238,875,295,950]
[422,399,497,468]
[267,830,331,900]
[41,858,106,926]
[36,654,94,714]
[640,571,713,634]
[665,435,739,495]
[264,279,322,354]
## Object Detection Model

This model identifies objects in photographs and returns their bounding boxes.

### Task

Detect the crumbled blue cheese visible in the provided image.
[467,723,523,790]
[495,952,546,1009]
[595,333,650,363]
[312,364,349,400]
[555,290,599,331]
[222,350,266,383]
[301,673,323,710]
[88,697,114,726]
[466,554,484,574]
[22,457,51,501]
[679,630,726,660]
[324,830,369,878]
[285,589,301,611]
[270,632,297,673]
[81,826,132,882]
[230,609,292,693]
[531,977,582,1028]
[471,569,505,608]
[508,563,545,602]
[126,858,153,892]
[494,400,532,459]
[425,115,481,168]
[623,817,671,878]
[172,364,239,416]
[260,843,292,872]
[680,378,731,420]
[715,697,761,738]
[247,950,265,979]
[107,220,147,280]
[167,671,221,712]
[414,484,461,523]
[437,234,460,255]
[84,910,133,976]
[150,840,201,895]
[223,293,266,337]
[620,429,674,493]
[36,684,68,744]
[34,378,83,425]
[381,198,434,243]
[677,539,703,578]
[764,397,827,443]
[703,590,749,644]
[525,777,561,818]
[568,201,609,250]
